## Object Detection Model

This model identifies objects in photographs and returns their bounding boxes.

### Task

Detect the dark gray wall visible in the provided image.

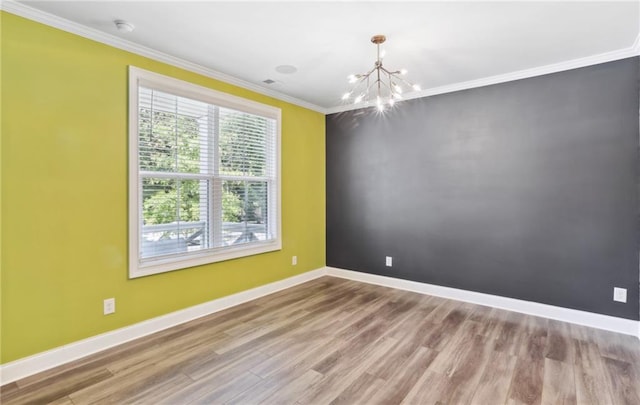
[326,57,639,320]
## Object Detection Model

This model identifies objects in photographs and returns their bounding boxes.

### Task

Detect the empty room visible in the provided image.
[1,1,639,404]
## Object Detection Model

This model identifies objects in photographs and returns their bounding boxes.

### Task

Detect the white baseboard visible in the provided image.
[2,266,638,384]
[326,267,640,339]
[0,268,326,385]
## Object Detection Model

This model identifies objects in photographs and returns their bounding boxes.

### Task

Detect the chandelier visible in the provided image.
[342,35,420,111]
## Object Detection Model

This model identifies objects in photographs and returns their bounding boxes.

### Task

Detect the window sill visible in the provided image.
[129,239,282,278]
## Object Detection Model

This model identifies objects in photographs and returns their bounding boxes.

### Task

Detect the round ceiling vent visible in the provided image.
[275,65,297,74]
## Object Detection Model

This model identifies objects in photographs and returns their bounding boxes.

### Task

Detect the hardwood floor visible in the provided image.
[2,276,639,404]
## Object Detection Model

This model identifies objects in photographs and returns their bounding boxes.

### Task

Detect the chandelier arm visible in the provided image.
[379,66,396,75]
[349,83,364,100]
[359,68,380,104]
[385,70,400,97]
[395,75,417,89]
[350,66,378,89]
[364,76,377,104]
[346,65,378,103]
[350,75,378,105]
[361,66,378,80]
[378,76,394,92]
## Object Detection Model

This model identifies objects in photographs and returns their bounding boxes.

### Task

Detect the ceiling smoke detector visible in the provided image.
[114,20,135,33]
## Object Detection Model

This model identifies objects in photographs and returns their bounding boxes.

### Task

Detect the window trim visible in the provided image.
[128,66,281,278]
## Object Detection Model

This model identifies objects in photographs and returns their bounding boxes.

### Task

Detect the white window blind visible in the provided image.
[129,67,281,278]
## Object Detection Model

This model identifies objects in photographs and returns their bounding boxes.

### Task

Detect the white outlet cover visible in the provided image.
[104,298,116,315]
[613,287,627,303]
[292,256,297,265]
[385,256,392,267]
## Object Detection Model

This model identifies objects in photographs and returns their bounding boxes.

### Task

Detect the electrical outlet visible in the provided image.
[613,287,627,303]
[103,298,116,315]
[385,256,393,267]
[292,256,297,266]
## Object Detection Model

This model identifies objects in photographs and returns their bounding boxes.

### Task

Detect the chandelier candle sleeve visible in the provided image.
[342,35,420,111]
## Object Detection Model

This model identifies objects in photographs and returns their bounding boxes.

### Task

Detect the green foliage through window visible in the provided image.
[138,88,272,253]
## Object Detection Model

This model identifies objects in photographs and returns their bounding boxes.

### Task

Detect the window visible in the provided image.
[128,67,281,278]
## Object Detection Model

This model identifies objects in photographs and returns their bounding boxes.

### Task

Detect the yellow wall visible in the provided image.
[0,12,326,364]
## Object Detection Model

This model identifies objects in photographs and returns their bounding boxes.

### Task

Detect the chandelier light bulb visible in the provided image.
[354,95,363,104]
[348,75,358,83]
[393,84,403,94]
[412,84,421,91]
[400,69,408,75]
[377,104,385,112]
[342,92,351,100]
[389,98,395,106]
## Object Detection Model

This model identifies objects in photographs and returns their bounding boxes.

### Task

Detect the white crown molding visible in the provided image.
[0,268,326,384]
[633,32,640,55]
[3,1,638,117]
[0,0,328,114]
[326,267,640,339]
[326,43,640,115]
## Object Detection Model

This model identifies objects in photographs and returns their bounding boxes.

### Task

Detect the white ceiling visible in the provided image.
[12,1,640,112]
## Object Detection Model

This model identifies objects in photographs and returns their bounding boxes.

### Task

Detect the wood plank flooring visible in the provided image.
[2,276,639,404]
